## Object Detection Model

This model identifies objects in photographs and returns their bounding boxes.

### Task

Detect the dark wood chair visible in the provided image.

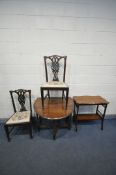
[44,55,67,83]
[4,89,33,141]
[40,55,69,107]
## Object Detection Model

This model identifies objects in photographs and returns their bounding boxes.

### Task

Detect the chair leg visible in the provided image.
[4,125,10,142]
[62,90,64,100]
[48,90,50,99]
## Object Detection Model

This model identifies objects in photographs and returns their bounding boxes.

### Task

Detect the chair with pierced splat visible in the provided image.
[4,89,33,141]
[41,55,69,108]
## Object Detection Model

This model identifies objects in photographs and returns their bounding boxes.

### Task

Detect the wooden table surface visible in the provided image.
[34,97,74,120]
[73,96,109,105]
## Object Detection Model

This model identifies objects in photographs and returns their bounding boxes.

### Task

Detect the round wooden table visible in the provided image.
[34,97,73,139]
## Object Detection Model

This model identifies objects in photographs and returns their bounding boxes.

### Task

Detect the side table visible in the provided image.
[73,96,109,131]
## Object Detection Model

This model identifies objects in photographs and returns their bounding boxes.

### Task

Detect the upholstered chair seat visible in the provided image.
[42,81,68,88]
[6,111,30,125]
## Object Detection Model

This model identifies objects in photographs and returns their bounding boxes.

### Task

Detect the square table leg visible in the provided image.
[74,103,79,132]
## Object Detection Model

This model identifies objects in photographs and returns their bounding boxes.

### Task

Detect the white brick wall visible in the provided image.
[0,0,116,117]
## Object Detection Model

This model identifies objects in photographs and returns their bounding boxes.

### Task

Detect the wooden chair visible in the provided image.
[4,89,33,141]
[42,55,68,98]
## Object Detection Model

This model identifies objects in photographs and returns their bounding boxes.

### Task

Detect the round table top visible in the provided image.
[34,97,73,120]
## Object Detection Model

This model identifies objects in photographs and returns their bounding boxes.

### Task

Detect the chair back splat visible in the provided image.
[10,89,32,114]
[44,55,67,83]
[40,55,69,108]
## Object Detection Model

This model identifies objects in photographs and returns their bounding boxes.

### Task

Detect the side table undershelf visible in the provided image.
[73,96,109,131]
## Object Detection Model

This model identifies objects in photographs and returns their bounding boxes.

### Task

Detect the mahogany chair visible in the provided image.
[41,55,68,101]
[4,89,33,141]
[40,55,69,108]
